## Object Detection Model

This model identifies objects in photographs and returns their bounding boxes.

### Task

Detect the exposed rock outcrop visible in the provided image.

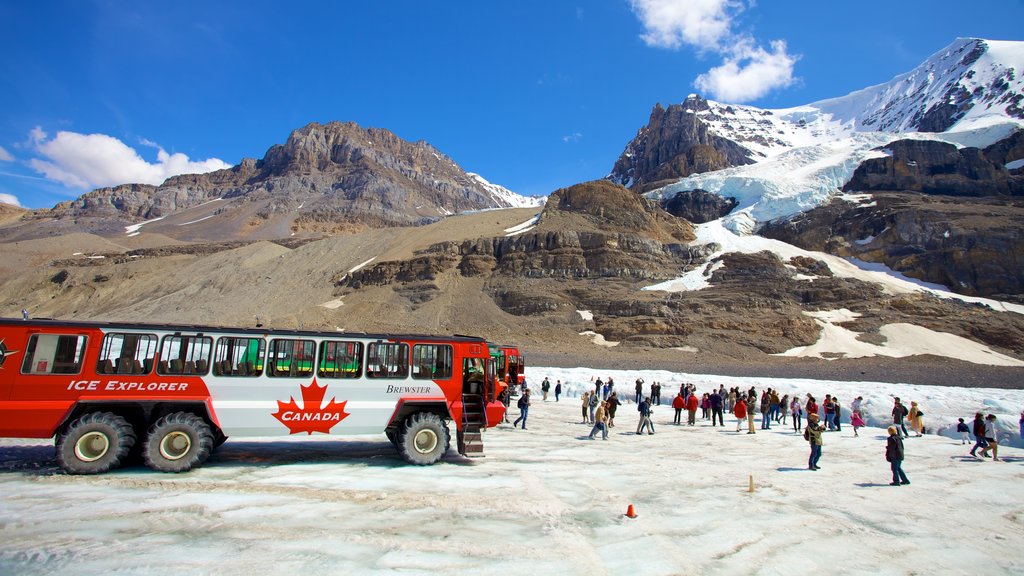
[33,122,527,230]
[607,97,755,192]
[844,135,1024,196]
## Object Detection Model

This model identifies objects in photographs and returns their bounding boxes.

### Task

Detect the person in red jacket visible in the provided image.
[672,392,686,425]
[733,397,748,432]
[686,391,699,426]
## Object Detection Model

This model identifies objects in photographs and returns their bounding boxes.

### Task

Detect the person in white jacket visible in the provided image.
[980,414,1000,461]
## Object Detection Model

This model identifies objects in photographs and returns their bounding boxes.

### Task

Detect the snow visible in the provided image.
[1007,158,1024,170]
[645,219,1024,316]
[467,173,546,209]
[504,215,540,236]
[576,310,594,321]
[124,215,166,236]
[1,367,1022,575]
[776,310,1024,367]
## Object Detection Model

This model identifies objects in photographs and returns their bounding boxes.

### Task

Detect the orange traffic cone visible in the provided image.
[625,504,638,518]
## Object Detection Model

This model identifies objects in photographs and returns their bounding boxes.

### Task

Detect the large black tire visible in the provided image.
[397,412,450,465]
[142,412,214,473]
[56,412,136,474]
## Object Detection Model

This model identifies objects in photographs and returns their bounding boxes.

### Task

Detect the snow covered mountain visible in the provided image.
[611,38,1024,236]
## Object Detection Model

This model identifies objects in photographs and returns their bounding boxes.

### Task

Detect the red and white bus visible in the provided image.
[0,318,506,474]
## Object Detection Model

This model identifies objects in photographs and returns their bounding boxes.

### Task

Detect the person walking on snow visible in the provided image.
[541,377,551,401]
[589,401,609,440]
[710,389,724,427]
[606,392,621,427]
[956,418,970,444]
[907,401,923,436]
[686,390,699,426]
[589,390,600,424]
[851,410,866,437]
[791,397,803,433]
[636,397,655,435]
[581,391,592,424]
[554,380,562,402]
[980,414,1000,461]
[634,378,644,404]
[733,395,748,432]
[886,426,910,485]
[745,394,757,434]
[969,412,988,457]
[672,392,685,425]
[513,388,531,429]
[804,413,825,470]
[892,398,910,439]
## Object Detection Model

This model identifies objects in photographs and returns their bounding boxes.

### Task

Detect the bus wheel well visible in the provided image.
[60,402,221,441]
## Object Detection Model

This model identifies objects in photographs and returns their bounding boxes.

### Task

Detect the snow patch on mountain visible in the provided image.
[467,173,546,208]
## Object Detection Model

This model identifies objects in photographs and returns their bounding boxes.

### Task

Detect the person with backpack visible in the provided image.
[892,398,910,439]
[969,412,988,457]
[513,388,531,429]
[804,413,825,470]
[636,397,655,435]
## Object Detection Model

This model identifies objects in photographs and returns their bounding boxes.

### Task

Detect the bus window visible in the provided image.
[158,335,213,375]
[21,334,87,375]
[366,342,408,379]
[318,341,363,379]
[268,338,316,378]
[412,344,452,380]
[97,333,157,375]
[213,337,266,377]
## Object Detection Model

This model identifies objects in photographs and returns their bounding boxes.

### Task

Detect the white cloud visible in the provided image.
[27,127,231,190]
[695,39,798,102]
[629,0,798,103]
[562,132,583,143]
[630,0,740,50]
[0,146,13,162]
[0,193,21,206]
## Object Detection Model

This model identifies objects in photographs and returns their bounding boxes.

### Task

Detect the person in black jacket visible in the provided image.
[969,412,989,457]
[886,426,910,486]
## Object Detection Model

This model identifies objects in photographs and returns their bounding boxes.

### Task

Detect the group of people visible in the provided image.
[508,377,1024,486]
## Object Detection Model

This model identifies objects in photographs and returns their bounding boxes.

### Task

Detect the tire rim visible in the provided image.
[74,431,110,462]
[159,431,192,461]
[413,429,438,454]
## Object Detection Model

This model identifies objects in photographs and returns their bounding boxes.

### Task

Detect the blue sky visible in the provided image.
[1,1,1022,209]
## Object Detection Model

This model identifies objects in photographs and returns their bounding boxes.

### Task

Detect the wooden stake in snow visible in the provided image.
[748,474,754,493]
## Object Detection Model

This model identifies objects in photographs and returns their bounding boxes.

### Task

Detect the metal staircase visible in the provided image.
[457,392,486,458]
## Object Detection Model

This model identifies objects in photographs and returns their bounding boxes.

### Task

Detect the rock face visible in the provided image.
[844,134,1024,196]
[607,97,755,192]
[35,122,527,228]
[759,192,1024,301]
[662,189,738,223]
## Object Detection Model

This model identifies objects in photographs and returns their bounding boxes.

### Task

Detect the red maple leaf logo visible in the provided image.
[272,379,350,435]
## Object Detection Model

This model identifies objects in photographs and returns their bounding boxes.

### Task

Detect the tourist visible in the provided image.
[956,418,970,444]
[980,414,1000,461]
[636,397,655,435]
[734,395,747,432]
[554,380,562,402]
[686,390,699,426]
[710,388,724,427]
[892,398,910,439]
[606,392,621,428]
[672,392,685,425]
[851,410,865,437]
[513,388,531,430]
[969,412,988,457]
[804,413,825,470]
[886,426,910,485]
[791,397,803,433]
[745,393,757,434]
[588,400,609,440]
[908,401,924,436]
[581,391,592,424]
